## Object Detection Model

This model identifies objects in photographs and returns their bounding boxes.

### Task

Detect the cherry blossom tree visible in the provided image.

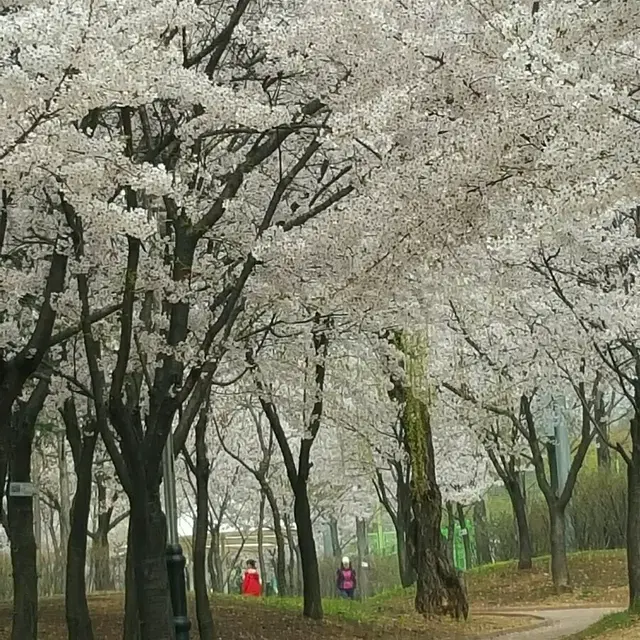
[3,1,640,637]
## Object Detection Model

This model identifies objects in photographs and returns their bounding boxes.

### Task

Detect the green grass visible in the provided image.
[566,611,640,639]
[236,589,538,638]
[248,588,415,625]
[468,548,627,576]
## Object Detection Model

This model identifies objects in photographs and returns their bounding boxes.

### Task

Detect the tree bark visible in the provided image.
[264,488,288,596]
[65,430,97,640]
[7,379,49,640]
[391,332,468,619]
[505,481,533,570]
[192,409,215,640]
[595,391,611,470]
[397,472,415,588]
[412,487,468,619]
[58,431,71,591]
[597,432,612,469]
[258,493,267,594]
[395,518,415,589]
[328,518,341,558]
[549,502,570,592]
[377,464,415,588]
[207,526,222,592]
[123,519,140,640]
[254,315,329,615]
[294,483,322,619]
[355,517,369,600]
[7,423,38,640]
[473,500,492,566]
[520,392,592,589]
[627,431,640,611]
[284,513,297,596]
[129,490,174,640]
[92,528,114,591]
[92,476,115,591]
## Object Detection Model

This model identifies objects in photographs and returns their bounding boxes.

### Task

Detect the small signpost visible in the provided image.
[8,482,35,498]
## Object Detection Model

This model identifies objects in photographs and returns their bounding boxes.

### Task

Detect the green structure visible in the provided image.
[368,519,477,572]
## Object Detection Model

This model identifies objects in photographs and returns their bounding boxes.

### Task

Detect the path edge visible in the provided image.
[470,611,550,639]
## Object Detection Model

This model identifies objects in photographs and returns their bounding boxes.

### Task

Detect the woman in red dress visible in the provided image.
[241,559,262,597]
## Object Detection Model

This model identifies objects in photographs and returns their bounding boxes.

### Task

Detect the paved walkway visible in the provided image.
[488,607,619,639]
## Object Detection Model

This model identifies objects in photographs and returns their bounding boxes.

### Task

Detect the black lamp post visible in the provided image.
[162,433,191,640]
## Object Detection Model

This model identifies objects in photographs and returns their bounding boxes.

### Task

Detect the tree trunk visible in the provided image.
[395,518,415,589]
[506,481,533,570]
[445,502,455,567]
[188,404,215,639]
[390,332,468,618]
[473,500,492,565]
[328,518,341,558]
[406,389,467,619]
[7,423,38,640]
[284,513,298,595]
[258,492,267,595]
[597,437,612,470]
[293,484,323,619]
[193,462,214,639]
[206,536,216,592]
[295,545,303,595]
[596,391,611,470]
[355,517,369,600]
[65,433,97,640]
[7,380,49,640]
[397,474,415,588]
[129,491,174,640]
[93,477,115,591]
[123,519,140,640]
[627,425,640,611]
[456,503,473,570]
[264,487,287,596]
[92,529,114,592]
[548,502,570,592]
[412,488,468,619]
[207,526,222,593]
[58,431,71,591]
[32,456,41,557]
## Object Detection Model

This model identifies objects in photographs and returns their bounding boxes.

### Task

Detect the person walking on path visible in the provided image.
[337,556,357,599]
[241,559,262,597]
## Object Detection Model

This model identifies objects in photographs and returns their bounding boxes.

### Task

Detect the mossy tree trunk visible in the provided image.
[395,332,468,619]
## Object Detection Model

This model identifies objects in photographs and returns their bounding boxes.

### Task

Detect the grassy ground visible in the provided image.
[0,592,536,640]
[565,611,640,639]
[0,549,630,638]
[466,549,629,609]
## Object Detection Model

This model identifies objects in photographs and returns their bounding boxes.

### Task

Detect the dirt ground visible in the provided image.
[0,594,534,640]
[0,550,630,639]
[467,550,629,609]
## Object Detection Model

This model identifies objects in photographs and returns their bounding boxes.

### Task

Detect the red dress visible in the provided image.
[242,568,261,596]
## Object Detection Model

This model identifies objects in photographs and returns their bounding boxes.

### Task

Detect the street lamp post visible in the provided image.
[162,432,191,640]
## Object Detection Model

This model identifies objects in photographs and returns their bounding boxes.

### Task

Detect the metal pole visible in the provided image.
[162,433,191,640]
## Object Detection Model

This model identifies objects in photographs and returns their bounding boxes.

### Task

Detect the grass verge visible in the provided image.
[564,610,640,639]
[466,549,628,608]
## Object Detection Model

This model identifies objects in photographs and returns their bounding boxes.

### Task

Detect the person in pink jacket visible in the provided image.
[336,556,357,599]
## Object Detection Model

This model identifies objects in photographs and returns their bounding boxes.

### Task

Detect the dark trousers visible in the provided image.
[338,588,355,599]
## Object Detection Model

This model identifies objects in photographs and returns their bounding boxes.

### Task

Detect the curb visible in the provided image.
[470,612,549,639]
[474,605,624,612]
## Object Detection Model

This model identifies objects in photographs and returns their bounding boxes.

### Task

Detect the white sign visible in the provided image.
[361,561,369,568]
[460,528,468,537]
[9,482,35,498]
